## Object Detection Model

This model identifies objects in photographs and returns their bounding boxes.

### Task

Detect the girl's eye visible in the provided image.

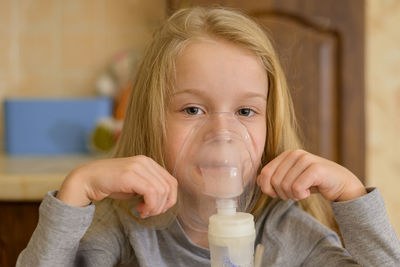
[183,107,204,115]
[237,108,255,117]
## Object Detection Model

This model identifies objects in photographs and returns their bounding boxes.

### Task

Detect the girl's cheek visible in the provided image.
[164,127,191,174]
[249,123,267,163]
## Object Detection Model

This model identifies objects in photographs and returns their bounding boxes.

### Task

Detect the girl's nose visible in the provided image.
[202,113,237,142]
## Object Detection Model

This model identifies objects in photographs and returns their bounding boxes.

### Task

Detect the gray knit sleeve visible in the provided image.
[303,188,400,266]
[16,191,124,267]
[331,188,400,266]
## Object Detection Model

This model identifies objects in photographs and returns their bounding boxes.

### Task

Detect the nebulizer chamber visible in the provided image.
[173,113,258,267]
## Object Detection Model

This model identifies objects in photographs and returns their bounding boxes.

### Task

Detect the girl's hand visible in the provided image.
[257,150,367,202]
[57,156,178,218]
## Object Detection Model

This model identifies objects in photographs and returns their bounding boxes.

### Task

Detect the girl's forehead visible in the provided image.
[173,38,269,97]
[177,37,259,66]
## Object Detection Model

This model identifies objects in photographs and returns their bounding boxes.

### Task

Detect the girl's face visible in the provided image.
[165,38,268,177]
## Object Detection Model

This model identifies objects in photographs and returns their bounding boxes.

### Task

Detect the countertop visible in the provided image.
[0,154,99,201]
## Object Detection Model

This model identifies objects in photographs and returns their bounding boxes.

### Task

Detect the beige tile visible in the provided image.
[141,2,166,30]
[19,0,56,32]
[104,1,165,35]
[60,31,105,71]
[368,0,400,18]
[57,71,97,97]
[60,0,105,32]
[386,200,400,236]
[103,29,151,60]
[104,0,145,30]
[396,90,400,130]
[18,70,96,97]
[366,0,400,235]
[0,70,8,150]
[15,72,58,97]
[0,33,10,70]
[0,70,12,95]
[0,0,12,31]
[19,32,56,73]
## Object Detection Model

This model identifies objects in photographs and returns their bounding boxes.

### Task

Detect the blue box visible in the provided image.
[4,97,112,155]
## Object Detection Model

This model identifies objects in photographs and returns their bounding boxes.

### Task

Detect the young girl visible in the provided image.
[17,7,400,266]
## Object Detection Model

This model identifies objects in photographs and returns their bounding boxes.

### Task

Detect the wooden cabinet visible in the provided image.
[168,0,365,181]
[0,155,92,266]
[0,202,40,267]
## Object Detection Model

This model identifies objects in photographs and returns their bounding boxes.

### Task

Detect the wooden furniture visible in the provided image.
[168,0,366,181]
[0,202,40,267]
[0,155,95,267]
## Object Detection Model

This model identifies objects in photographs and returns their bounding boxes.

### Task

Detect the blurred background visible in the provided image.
[0,0,399,265]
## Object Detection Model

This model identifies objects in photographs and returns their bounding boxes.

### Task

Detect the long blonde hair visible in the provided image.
[113,7,338,233]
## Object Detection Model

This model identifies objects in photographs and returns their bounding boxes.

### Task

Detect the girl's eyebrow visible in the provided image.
[172,88,267,101]
[243,92,267,102]
[171,88,207,96]
[170,88,212,102]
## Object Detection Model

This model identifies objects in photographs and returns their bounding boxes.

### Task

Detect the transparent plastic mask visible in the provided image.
[173,112,260,233]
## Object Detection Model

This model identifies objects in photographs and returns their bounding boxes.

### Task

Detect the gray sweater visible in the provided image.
[17,188,400,266]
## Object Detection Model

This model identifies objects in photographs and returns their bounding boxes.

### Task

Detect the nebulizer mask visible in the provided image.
[173,112,261,267]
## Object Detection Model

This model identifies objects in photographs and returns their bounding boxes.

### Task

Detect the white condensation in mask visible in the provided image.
[173,112,259,233]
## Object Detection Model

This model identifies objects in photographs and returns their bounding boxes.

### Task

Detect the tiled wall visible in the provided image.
[1,0,399,236]
[366,0,400,235]
[0,0,166,149]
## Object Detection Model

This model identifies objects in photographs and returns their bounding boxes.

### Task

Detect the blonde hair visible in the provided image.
[113,7,339,234]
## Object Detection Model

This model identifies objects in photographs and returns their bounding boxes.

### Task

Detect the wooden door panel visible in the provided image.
[254,14,339,161]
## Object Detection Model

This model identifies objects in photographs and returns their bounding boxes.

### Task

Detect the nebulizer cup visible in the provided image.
[173,112,259,267]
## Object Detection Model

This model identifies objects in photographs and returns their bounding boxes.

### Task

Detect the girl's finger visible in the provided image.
[109,192,138,199]
[270,150,306,200]
[126,156,176,216]
[163,176,178,212]
[257,172,277,198]
[120,174,159,217]
[137,159,171,215]
[280,152,313,200]
[261,150,293,178]
[257,150,293,197]
[125,167,169,217]
[291,164,323,200]
[148,159,178,211]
